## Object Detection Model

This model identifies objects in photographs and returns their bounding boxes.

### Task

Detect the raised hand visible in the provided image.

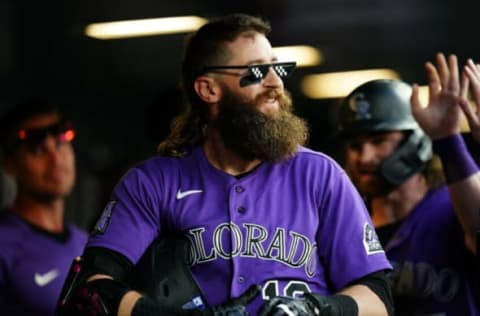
[459,59,480,143]
[410,53,465,140]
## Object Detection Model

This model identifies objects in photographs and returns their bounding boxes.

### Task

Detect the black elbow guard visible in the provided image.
[304,293,358,316]
[356,270,394,316]
[55,257,130,316]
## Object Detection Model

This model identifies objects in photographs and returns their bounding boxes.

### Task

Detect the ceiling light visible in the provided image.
[85,16,208,40]
[301,69,400,99]
[272,46,322,67]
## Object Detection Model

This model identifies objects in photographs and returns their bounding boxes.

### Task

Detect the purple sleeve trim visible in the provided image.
[433,134,479,184]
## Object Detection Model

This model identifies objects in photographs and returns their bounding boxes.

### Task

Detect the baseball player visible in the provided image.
[0,100,88,316]
[458,57,480,281]
[337,54,479,315]
[56,14,393,316]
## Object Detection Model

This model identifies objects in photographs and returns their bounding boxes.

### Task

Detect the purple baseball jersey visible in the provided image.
[0,211,87,316]
[87,145,391,314]
[385,186,479,316]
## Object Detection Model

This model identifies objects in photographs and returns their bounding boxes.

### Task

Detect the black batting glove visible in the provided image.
[198,285,261,316]
[131,285,261,316]
[258,295,323,316]
[258,293,358,316]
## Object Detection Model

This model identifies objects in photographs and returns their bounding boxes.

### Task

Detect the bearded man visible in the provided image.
[56,13,393,316]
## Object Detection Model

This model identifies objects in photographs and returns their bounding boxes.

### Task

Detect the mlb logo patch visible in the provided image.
[92,200,116,235]
[363,223,384,255]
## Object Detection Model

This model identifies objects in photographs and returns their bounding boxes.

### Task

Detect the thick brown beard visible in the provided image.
[215,86,309,162]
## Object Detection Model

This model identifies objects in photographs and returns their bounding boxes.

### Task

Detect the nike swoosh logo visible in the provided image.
[34,269,60,287]
[176,189,203,200]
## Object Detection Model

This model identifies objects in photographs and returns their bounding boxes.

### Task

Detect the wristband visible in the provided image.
[433,134,479,184]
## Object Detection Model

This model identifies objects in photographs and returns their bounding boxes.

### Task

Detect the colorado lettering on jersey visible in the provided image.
[390,260,461,303]
[186,222,318,278]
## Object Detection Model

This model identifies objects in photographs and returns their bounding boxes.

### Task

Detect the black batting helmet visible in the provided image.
[338,79,419,135]
[338,79,432,186]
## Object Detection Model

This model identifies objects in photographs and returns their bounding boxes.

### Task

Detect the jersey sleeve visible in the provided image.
[317,168,392,290]
[86,166,162,264]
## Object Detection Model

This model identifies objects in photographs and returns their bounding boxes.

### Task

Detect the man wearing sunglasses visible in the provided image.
[57,14,393,316]
[0,100,87,316]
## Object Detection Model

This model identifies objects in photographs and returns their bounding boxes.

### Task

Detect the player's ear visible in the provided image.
[194,76,222,104]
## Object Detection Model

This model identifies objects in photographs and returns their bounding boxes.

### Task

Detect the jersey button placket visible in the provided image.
[237,206,246,213]
[229,183,248,296]
[235,186,246,214]
[235,185,245,193]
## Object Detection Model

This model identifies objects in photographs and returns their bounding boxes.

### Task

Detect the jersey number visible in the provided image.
[262,280,311,300]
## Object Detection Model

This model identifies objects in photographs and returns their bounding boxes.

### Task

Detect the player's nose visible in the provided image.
[262,67,284,90]
[357,142,378,163]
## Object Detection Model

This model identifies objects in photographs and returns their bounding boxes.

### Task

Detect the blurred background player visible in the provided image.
[336,53,479,315]
[458,58,480,273]
[459,58,480,278]
[0,99,87,316]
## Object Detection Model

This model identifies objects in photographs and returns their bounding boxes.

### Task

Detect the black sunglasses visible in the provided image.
[14,120,75,152]
[203,61,296,87]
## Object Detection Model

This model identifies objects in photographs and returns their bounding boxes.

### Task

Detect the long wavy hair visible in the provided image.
[158,14,271,157]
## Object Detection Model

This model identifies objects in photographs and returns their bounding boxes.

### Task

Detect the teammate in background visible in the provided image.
[0,99,88,316]
[337,54,479,315]
[57,14,393,316]
[460,58,480,275]
[411,54,479,255]
[460,59,480,264]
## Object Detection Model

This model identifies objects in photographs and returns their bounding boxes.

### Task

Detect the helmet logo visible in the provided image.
[349,92,371,120]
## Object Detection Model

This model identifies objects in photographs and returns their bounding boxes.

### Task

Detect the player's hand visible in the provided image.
[460,59,480,143]
[411,53,464,140]
[258,295,324,316]
[200,285,261,316]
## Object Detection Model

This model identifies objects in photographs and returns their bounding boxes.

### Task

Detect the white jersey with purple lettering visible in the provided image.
[87,145,392,314]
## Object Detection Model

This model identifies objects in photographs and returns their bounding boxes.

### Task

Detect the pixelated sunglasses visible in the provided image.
[14,120,75,152]
[203,61,296,87]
